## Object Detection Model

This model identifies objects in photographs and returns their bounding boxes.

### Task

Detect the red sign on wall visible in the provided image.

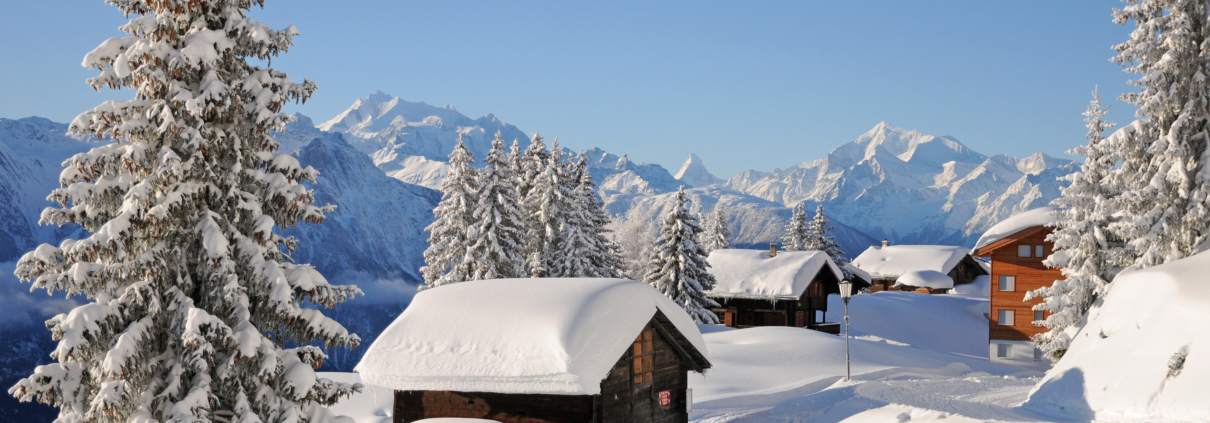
[658,390,671,406]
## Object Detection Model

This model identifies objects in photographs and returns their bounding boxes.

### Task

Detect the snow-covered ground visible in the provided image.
[322,290,1096,423]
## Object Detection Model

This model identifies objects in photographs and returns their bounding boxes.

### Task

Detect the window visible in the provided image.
[1034,348,1043,361]
[998,309,1014,326]
[632,328,654,384]
[996,343,1012,359]
[1034,310,1044,324]
[1035,245,1045,258]
[1018,245,1031,257]
[999,275,1016,292]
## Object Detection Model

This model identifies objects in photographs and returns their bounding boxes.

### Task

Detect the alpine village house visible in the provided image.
[354,278,712,423]
[705,247,844,334]
[972,207,1061,366]
[851,241,988,293]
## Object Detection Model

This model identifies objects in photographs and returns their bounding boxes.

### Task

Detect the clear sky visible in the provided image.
[0,1,1135,178]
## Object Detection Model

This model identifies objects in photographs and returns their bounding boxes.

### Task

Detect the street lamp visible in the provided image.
[839,280,853,381]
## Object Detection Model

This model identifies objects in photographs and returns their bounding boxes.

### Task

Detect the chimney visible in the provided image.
[881,239,890,247]
[769,243,778,257]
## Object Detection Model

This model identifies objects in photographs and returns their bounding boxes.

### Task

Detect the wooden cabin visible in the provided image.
[972,207,1061,366]
[705,248,843,334]
[850,243,987,293]
[355,278,712,423]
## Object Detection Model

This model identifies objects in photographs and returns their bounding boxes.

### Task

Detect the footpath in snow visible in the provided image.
[324,290,1083,423]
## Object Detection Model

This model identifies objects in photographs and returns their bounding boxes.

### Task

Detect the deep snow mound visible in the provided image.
[1024,252,1210,421]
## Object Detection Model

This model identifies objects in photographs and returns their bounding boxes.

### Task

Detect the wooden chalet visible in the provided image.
[705,247,844,334]
[972,207,1061,366]
[355,278,712,423]
[850,242,987,293]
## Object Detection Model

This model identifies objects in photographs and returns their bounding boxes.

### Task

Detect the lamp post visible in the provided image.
[839,280,853,381]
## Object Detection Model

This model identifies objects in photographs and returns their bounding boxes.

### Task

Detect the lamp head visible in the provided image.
[839,280,853,300]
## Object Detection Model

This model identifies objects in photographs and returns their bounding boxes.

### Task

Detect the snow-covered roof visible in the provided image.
[972,207,1060,252]
[706,249,843,299]
[893,270,954,290]
[844,262,871,284]
[850,245,970,279]
[354,278,707,396]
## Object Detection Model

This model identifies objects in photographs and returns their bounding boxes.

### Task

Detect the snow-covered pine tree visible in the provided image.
[466,133,526,280]
[420,136,478,290]
[508,139,524,178]
[517,131,548,201]
[803,205,853,280]
[701,204,732,253]
[782,202,810,251]
[523,139,571,277]
[644,186,720,324]
[1108,0,1210,268]
[7,2,362,421]
[608,207,660,280]
[1026,88,1123,361]
[555,153,623,277]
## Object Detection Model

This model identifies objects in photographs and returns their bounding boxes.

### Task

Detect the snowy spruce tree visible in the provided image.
[7,2,363,422]
[644,186,720,324]
[1026,89,1124,361]
[517,131,548,201]
[465,133,527,280]
[701,204,732,253]
[523,140,572,277]
[782,202,810,251]
[803,205,853,279]
[420,136,478,290]
[555,155,623,277]
[1107,0,1210,268]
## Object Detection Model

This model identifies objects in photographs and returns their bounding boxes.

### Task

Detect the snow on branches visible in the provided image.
[9,2,361,422]
[644,186,720,324]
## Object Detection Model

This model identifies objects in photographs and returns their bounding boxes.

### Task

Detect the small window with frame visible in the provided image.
[998,309,1014,326]
[1018,245,1032,257]
[1035,245,1045,258]
[632,328,654,384]
[999,275,1016,292]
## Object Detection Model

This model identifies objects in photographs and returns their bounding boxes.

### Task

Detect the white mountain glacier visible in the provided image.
[720,122,1077,246]
[674,153,723,187]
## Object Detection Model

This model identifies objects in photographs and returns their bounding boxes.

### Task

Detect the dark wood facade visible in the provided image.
[708,265,841,334]
[864,254,987,294]
[393,312,710,423]
[974,226,1061,342]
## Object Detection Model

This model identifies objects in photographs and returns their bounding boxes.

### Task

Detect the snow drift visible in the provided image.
[1024,252,1210,421]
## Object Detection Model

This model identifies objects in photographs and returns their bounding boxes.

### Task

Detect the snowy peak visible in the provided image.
[318,91,471,135]
[674,153,721,188]
[850,122,986,168]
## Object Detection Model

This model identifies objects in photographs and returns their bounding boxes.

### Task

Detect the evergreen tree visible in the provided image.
[523,140,571,277]
[702,204,732,253]
[782,202,810,251]
[508,139,524,178]
[517,131,548,201]
[609,207,660,281]
[7,2,362,421]
[644,187,720,324]
[803,205,853,280]
[1108,0,1210,268]
[1027,88,1124,361]
[556,153,623,277]
[466,133,526,280]
[420,136,478,290]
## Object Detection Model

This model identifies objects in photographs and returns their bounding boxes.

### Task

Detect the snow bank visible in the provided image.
[707,249,842,299]
[949,274,990,296]
[828,291,992,357]
[894,270,954,290]
[972,207,1059,252]
[354,278,706,396]
[851,245,969,279]
[1024,252,1210,421]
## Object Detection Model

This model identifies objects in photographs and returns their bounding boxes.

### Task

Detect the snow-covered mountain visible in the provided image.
[720,122,1077,246]
[674,153,723,188]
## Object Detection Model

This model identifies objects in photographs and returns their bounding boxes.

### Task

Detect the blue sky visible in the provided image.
[1,1,1134,178]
